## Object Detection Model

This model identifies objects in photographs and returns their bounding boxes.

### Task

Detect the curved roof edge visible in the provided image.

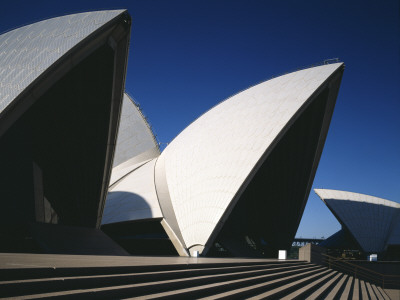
[0,10,128,137]
[102,158,163,225]
[110,92,160,189]
[124,92,160,154]
[315,189,400,209]
[112,92,160,170]
[166,62,344,148]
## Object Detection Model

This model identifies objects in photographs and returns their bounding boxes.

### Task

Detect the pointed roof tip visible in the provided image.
[314,189,327,204]
[314,188,322,196]
[87,9,128,15]
[294,59,344,72]
[327,61,344,68]
[313,61,344,72]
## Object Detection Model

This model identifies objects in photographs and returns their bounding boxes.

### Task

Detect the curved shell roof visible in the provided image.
[113,93,159,169]
[103,93,162,224]
[103,158,163,225]
[158,63,344,250]
[315,189,400,252]
[0,10,125,116]
[109,93,160,186]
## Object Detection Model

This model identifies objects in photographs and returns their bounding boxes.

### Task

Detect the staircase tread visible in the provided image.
[371,284,384,300]
[376,286,391,300]
[325,274,348,300]
[280,270,336,300]
[8,258,389,300]
[360,280,369,300]
[0,262,308,285]
[127,268,324,300]
[306,272,342,300]
[341,276,354,300]
[187,267,328,300]
[353,278,359,300]
[246,267,330,299]
[0,265,323,299]
[0,261,309,281]
[366,281,378,300]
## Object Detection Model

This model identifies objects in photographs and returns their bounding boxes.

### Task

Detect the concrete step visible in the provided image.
[360,280,369,299]
[341,276,354,300]
[366,281,377,300]
[129,265,327,300]
[0,256,389,300]
[371,284,384,300]
[325,274,348,299]
[0,260,307,281]
[305,272,342,299]
[277,270,335,299]
[0,264,324,299]
[0,262,309,297]
[353,278,360,300]
[280,270,338,300]
[376,286,391,300]
[246,268,333,299]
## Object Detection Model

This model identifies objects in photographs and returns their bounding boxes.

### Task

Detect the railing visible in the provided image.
[322,253,400,289]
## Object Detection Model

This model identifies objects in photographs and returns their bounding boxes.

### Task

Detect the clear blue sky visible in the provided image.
[1,0,399,239]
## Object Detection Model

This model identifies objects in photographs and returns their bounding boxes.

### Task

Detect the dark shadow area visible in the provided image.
[320,229,363,259]
[0,44,114,253]
[320,229,360,250]
[213,87,330,258]
[102,219,179,256]
[30,223,128,255]
[322,199,400,260]
[386,245,400,261]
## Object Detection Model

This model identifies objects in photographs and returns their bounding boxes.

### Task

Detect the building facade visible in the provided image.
[0,10,346,257]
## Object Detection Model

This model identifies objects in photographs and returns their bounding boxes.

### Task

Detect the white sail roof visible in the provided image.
[158,63,344,250]
[315,189,400,252]
[0,10,126,116]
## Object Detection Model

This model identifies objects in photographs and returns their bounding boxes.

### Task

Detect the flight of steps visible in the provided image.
[0,260,391,299]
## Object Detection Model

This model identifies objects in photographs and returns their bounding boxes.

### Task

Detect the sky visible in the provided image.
[1,0,399,239]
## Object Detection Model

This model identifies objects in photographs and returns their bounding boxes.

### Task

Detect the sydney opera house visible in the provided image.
[315,189,400,259]
[0,10,345,257]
